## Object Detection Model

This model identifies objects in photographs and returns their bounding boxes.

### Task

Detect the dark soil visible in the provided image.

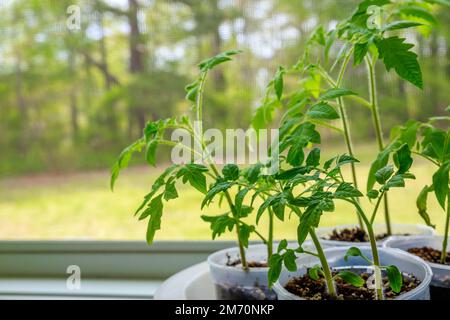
[215,283,277,300]
[284,270,421,300]
[225,254,268,268]
[219,255,274,300]
[430,282,450,300]
[326,227,408,242]
[407,247,450,265]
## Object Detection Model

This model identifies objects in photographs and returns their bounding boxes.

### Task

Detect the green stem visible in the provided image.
[370,191,385,225]
[365,56,392,235]
[309,228,337,298]
[194,71,248,270]
[336,48,364,229]
[348,199,384,300]
[441,196,449,264]
[267,208,274,261]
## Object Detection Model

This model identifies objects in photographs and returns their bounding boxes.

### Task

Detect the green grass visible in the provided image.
[0,143,446,241]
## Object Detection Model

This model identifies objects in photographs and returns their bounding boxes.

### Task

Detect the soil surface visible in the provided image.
[215,283,277,300]
[284,270,420,300]
[326,227,408,242]
[407,247,450,265]
[225,254,268,268]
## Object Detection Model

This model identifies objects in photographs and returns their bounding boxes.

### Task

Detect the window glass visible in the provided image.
[0,0,447,240]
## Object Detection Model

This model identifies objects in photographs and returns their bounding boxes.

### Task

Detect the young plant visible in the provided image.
[110,50,259,269]
[267,143,414,299]
[254,0,448,235]
[388,108,449,264]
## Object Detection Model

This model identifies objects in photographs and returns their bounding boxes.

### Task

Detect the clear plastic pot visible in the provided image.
[273,246,432,300]
[384,235,450,300]
[207,242,313,300]
[316,224,435,248]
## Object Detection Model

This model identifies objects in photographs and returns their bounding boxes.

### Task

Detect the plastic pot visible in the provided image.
[273,246,432,300]
[316,223,435,248]
[384,235,449,300]
[207,242,313,300]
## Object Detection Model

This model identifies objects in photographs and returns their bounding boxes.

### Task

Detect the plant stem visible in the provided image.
[365,56,392,235]
[348,199,384,300]
[336,48,364,229]
[370,191,385,225]
[441,196,450,264]
[267,208,274,261]
[309,228,337,298]
[195,71,249,270]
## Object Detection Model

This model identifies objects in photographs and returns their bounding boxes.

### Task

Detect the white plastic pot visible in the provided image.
[207,242,314,300]
[316,224,435,248]
[273,246,432,300]
[384,235,449,300]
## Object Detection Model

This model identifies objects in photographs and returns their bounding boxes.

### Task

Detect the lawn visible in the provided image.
[0,144,445,241]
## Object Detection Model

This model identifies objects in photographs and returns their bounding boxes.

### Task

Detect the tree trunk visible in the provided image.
[68,51,79,142]
[128,0,145,74]
[15,56,28,155]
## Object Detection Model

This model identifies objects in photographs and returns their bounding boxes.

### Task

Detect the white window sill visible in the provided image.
[0,278,162,299]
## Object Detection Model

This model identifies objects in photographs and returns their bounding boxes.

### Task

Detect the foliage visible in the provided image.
[266,142,414,298]
[388,109,449,263]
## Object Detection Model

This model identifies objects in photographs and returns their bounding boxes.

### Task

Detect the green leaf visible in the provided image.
[306,147,321,167]
[308,265,322,280]
[235,187,250,214]
[367,147,391,191]
[283,249,298,272]
[334,182,364,199]
[421,128,448,162]
[319,88,357,101]
[386,265,403,293]
[393,144,413,174]
[177,164,209,194]
[257,192,290,224]
[274,66,285,101]
[337,271,365,287]
[202,181,234,209]
[201,214,235,239]
[268,254,283,287]
[307,102,340,120]
[383,174,405,190]
[133,165,179,216]
[275,167,310,181]
[324,157,337,170]
[399,5,438,25]
[297,207,322,246]
[198,50,242,71]
[344,247,372,264]
[423,0,450,8]
[244,163,262,184]
[164,181,178,201]
[382,21,423,32]
[375,165,394,185]
[367,189,379,199]
[185,81,199,102]
[140,194,164,244]
[222,164,240,181]
[110,139,145,190]
[337,154,360,167]
[277,239,288,253]
[416,185,435,228]
[391,120,420,149]
[145,140,158,166]
[432,161,450,210]
[238,224,255,248]
[354,42,369,66]
[375,36,423,89]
